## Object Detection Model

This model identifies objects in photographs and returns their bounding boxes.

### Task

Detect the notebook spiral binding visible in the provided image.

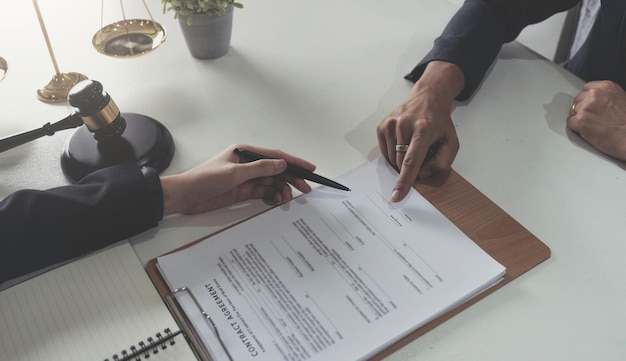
[104,328,183,361]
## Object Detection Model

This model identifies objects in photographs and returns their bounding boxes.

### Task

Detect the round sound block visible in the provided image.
[61,112,175,183]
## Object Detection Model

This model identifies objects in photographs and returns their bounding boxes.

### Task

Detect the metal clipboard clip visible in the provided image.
[166,287,233,361]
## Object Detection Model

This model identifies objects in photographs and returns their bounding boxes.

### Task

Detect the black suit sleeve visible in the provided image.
[0,163,164,284]
[406,0,580,100]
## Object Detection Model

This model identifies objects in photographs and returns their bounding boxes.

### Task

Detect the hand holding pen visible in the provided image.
[161,144,321,214]
[234,147,350,191]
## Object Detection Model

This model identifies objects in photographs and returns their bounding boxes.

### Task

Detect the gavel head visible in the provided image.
[67,79,126,141]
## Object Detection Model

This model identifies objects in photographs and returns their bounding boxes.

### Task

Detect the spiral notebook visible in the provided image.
[0,241,197,361]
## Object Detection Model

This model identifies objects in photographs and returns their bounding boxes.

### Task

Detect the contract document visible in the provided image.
[156,158,506,361]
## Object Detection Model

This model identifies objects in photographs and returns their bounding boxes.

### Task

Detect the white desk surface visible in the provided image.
[2,1,625,360]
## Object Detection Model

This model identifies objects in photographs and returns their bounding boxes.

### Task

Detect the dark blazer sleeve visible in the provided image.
[0,163,164,284]
[406,0,580,100]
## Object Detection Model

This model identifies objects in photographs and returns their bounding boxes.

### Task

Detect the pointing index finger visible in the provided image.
[391,140,430,202]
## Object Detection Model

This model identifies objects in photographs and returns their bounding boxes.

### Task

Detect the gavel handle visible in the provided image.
[0,113,83,153]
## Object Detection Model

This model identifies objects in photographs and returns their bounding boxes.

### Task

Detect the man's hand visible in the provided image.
[377,61,464,202]
[568,80,626,161]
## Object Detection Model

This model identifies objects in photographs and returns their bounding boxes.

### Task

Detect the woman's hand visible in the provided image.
[161,144,315,215]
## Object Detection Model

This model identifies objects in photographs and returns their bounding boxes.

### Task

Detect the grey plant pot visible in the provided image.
[178,6,233,59]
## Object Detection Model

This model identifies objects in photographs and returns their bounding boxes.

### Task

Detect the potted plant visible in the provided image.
[161,0,244,59]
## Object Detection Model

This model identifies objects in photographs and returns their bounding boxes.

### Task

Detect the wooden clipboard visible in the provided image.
[146,169,550,360]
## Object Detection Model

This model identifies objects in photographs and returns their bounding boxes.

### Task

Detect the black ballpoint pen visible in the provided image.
[233,148,351,191]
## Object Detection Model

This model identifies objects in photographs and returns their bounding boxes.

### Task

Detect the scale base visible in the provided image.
[37,72,88,103]
[61,112,175,183]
